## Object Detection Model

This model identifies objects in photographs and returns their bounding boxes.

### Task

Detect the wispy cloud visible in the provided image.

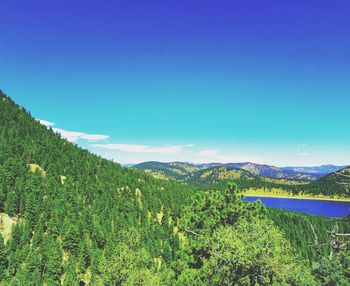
[52,128,109,143]
[38,119,55,127]
[92,143,183,155]
[38,119,109,143]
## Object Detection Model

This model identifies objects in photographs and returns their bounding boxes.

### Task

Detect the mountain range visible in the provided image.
[132,161,347,181]
[133,161,350,197]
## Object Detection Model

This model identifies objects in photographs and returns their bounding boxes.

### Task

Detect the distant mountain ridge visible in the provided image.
[132,161,346,181]
[133,161,350,197]
[131,161,200,180]
[223,162,314,180]
[282,165,348,176]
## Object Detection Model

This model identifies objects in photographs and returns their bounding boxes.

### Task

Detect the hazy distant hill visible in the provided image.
[132,161,200,180]
[187,165,259,184]
[282,165,348,177]
[224,162,316,180]
[195,163,223,169]
[133,161,320,181]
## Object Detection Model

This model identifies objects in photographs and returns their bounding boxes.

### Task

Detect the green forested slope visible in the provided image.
[306,167,350,197]
[132,161,200,180]
[0,91,195,284]
[267,208,350,263]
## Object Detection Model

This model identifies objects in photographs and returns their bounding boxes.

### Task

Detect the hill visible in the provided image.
[188,165,258,184]
[133,161,324,181]
[306,166,350,197]
[132,161,200,180]
[0,91,197,284]
[225,162,316,180]
[282,165,348,178]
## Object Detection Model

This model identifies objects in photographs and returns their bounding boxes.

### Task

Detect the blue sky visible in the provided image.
[1,1,350,166]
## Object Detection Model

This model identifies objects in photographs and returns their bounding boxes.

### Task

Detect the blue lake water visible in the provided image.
[243,196,350,217]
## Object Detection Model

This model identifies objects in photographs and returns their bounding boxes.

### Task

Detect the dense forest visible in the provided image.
[1,90,350,285]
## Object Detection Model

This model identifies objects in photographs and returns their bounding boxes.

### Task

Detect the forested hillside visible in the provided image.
[0,91,194,284]
[0,90,349,285]
[306,167,350,197]
[132,161,200,180]
[134,161,350,199]
[133,161,326,180]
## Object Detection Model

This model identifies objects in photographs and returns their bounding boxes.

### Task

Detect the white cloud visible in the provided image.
[37,118,109,142]
[299,152,310,156]
[38,119,55,127]
[78,133,109,141]
[52,128,109,143]
[92,143,184,155]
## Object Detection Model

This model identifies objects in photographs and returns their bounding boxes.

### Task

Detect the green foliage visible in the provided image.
[313,252,350,286]
[176,183,317,285]
[196,221,316,285]
[268,208,350,263]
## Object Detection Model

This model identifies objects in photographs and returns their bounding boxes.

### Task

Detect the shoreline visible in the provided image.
[244,193,350,203]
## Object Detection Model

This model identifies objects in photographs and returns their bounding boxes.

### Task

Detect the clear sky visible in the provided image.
[1,1,350,166]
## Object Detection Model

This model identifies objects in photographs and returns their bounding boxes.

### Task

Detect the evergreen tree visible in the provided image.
[0,235,7,280]
[62,220,80,255]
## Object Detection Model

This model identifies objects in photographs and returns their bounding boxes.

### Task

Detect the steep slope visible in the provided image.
[132,161,199,180]
[306,166,350,197]
[0,91,196,284]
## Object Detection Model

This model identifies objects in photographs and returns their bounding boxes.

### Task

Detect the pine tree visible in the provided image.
[0,235,7,280]
[32,220,44,248]
[5,191,19,217]
[43,236,62,284]
[62,258,79,286]
[62,221,80,255]
[25,249,42,284]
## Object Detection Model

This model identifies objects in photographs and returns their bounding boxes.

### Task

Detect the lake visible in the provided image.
[244,196,350,217]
